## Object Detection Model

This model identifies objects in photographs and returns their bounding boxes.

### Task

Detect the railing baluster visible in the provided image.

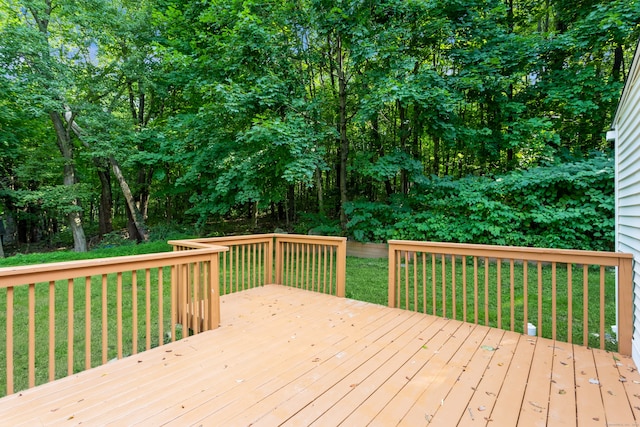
[567,264,572,343]
[307,244,311,290]
[441,254,446,318]
[68,278,74,375]
[311,245,316,292]
[473,256,478,324]
[552,262,557,341]
[600,265,605,350]
[422,253,427,314]
[452,255,456,319]
[7,286,14,395]
[497,259,502,330]
[241,245,245,291]
[462,256,467,323]
[523,262,528,335]
[510,260,514,332]
[145,268,151,351]
[484,257,489,326]
[48,280,55,382]
[235,246,239,293]
[222,251,227,295]
[329,246,334,295]
[323,245,328,294]
[432,253,437,316]
[413,252,418,312]
[132,270,138,355]
[116,273,122,359]
[193,262,200,335]
[158,267,164,346]
[28,283,35,388]
[171,265,177,343]
[537,262,542,337]
[85,276,91,369]
[102,274,108,364]
[405,251,410,310]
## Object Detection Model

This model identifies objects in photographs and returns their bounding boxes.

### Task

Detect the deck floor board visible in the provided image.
[0,285,638,427]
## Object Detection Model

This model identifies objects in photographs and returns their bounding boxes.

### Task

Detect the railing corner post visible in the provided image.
[388,244,396,308]
[208,253,221,330]
[274,235,282,285]
[336,238,347,297]
[618,256,633,356]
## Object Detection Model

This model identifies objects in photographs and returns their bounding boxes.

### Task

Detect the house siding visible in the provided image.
[614,45,640,366]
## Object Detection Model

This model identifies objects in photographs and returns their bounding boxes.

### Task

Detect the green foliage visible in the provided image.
[1,0,637,249]
[345,155,614,251]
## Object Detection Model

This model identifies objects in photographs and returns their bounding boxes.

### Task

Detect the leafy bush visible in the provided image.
[344,154,614,251]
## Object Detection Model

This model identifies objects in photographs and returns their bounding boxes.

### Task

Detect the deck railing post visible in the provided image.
[388,245,397,308]
[208,253,221,330]
[274,235,283,285]
[266,236,274,284]
[618,256,633,356]
[336,239,346,297]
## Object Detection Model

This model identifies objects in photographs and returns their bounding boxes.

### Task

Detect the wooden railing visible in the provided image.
[170,235,273,296]
[169,234,346,297]
[5,234,627,396]
[0,246,227,396]
[274,234,346,297]
[388,240,634,355]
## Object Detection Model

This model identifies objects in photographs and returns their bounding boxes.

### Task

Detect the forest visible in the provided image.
[0,0,639,255]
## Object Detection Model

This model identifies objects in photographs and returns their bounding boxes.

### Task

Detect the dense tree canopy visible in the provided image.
[0,0,638,252]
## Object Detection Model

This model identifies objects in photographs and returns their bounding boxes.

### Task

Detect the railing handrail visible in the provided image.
[388,240,633,266]
[0,246,229,288]
[169,234,276,246]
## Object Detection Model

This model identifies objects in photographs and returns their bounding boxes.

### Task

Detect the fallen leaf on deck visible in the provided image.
[559,389,566,395]
[481,345,496,351]
[529,401,545,410]
[589,378,600,385]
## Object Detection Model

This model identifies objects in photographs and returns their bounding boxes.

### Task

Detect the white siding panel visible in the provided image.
[618,224,640,240]
[618,184,640,201]
[616,50,640,368]
[618,146,640,174]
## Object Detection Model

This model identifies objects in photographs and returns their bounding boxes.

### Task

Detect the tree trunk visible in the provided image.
[97,167,113,236]
[250,201,258,230]
[110,155,149,242]
[65,111,148,242]
[336,34,349,228]
[613,43,624,82]
[433,135,440,175]
[49,112,87,252]
[315,168,324,214]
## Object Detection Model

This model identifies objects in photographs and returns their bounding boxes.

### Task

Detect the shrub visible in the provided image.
[344,154,614,251]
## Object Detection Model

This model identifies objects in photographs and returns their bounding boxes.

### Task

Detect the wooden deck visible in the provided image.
[1,285,639,426]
